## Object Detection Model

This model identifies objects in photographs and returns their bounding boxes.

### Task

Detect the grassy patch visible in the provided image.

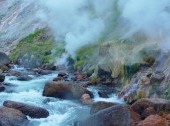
[74,44,99,69]
[10,28,65,65]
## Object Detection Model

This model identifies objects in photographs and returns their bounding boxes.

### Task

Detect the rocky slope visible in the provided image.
[0,0,44,54]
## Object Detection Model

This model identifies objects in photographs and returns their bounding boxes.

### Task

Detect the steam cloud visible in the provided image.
[118,0,170,50]
[38,0,170,54]
[38,0,114,56]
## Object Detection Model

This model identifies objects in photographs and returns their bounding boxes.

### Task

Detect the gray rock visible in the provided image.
[0,52,10,65]
[80,105,131,126]
[0,107,29,126]
[90,101,118,114]
[3,100,49,118]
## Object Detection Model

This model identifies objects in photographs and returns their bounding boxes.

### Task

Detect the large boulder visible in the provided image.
[0,107,28,126]
[3,100,49,118]
[0,52,10,65]
[90,101,118,114]
[79,105,131,126]
[43,81,93,100]
[137,115,168,126]
[131,98,170,118]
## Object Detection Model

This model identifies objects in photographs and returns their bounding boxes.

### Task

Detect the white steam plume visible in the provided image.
[118,0,170,50]
[38,0,115,57]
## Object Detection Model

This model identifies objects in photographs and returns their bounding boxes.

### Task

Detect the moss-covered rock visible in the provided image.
[10,28,65,68]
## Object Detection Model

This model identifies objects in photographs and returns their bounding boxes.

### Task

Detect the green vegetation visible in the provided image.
[74,44,99,69]
[10,28,65,65]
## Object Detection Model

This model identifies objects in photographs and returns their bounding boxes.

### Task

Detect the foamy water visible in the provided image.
[0,67,123,126]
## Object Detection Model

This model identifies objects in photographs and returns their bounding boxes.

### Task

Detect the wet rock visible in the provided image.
[0,52,11,65]
[80,94,92,105]
[17,75,32,81]
[0,107,28,126]
[129,108,141,126]
[53,77,62,81]
[131,98,170,118]
[73,72,87,81]
[58,72,67,77]
[119,70,165,104]
[141,107,156,119]
[90,101,118,114]
[98,91,109,98]
[80,105,131,126]
[8,70,22,77]
[38,70,52,75]
[3,100,49,118]
[42,64,56,70]
[33,69,52,75]
[43,81,93,100]
[0,63,9,72]
[0,74,5,82]
[0,86,5,92]
[137,115,168,126]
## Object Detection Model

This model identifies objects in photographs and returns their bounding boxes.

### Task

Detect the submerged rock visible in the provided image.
[0,107,28,126]
[3,100,49,118]
[80,105,131,126]
[43,81,93,100]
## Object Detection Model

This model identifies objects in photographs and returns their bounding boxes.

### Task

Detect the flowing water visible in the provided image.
[0,66,123,126]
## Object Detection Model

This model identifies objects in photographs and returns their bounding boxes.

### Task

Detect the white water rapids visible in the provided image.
[0,66,123,126]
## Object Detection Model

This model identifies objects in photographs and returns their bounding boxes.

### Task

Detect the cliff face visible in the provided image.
[0,0,44,53]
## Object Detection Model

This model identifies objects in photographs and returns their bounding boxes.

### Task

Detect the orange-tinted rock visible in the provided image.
[131,98,170,115]
[142,107,156,118]
[80,94,92,105]
[137,115,168,126]
[129,108,141,126]
[43,81,93,99]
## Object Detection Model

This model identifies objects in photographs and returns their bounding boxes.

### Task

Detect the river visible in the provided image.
[0,66,123,126]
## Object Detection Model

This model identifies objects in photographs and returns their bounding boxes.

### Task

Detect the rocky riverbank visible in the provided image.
[0,51,170,126]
